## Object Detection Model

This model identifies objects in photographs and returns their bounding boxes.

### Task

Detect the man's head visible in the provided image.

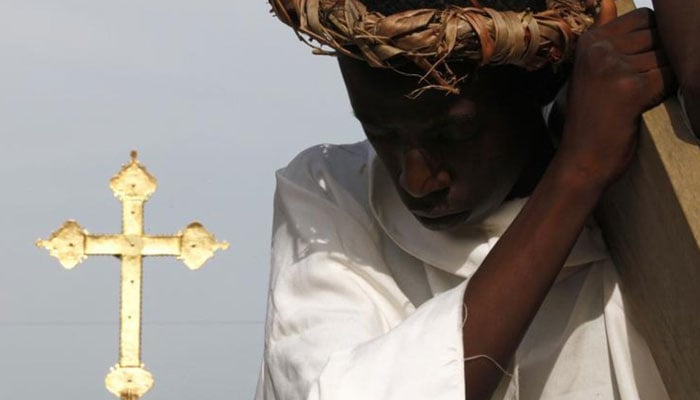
[341,0,560,231]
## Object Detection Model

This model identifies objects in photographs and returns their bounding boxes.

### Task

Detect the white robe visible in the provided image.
[255,141,669,400]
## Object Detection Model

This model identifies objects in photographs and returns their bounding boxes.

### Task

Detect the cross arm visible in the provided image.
[170,222,229,270]
[37,220,228,270]
[133,223,229,269]
[36,220,90,269]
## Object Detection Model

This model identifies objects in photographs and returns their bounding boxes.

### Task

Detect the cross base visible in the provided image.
[105,365,154,399]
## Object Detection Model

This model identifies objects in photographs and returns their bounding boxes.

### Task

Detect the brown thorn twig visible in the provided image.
[269,0,600,94]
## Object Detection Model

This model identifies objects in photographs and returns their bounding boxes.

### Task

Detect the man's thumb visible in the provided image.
[594,0,618,26]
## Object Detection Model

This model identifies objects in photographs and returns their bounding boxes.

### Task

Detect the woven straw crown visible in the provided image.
[270,0,602,93]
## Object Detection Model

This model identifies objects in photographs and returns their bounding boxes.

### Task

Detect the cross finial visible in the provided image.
[37,151,228,399]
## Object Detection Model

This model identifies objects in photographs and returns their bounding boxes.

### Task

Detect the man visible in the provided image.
[256,0,697,398]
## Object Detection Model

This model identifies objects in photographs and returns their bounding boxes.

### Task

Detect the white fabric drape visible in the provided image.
[255,141,668,400]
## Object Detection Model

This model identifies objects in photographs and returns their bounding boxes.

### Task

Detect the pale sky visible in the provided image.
[0,1,653,399]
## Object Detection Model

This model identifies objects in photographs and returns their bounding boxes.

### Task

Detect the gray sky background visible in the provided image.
[0,1,652,399]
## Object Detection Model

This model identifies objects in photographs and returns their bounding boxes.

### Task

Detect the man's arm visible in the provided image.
[463,154,604,398]
[652,0,700,133]
[462,7,675,399]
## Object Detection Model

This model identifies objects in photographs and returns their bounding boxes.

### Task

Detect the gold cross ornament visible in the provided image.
[37,151,229,400]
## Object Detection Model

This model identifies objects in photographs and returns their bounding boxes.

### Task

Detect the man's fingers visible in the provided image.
[641,66,677,110]
[627,50,669,73]
[612,29,661,55]
[594,0,617,26]
[603,7,656,35]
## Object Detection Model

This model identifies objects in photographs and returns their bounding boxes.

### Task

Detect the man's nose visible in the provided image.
[398,148,451,198]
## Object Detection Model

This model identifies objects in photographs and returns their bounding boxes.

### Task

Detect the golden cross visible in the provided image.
[36,151,228,400]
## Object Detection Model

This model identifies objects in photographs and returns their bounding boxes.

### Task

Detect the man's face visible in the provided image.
[339,57,545,231]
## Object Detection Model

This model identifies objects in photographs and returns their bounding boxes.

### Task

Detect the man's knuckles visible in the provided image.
[628,7,655,23]
[612,29,660,55]
[608,7,655,33]
[628,51,667,73]
[635,8,656,28]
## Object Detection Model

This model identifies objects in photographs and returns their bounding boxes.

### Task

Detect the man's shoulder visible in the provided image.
[278,141,370,191]
[276,141,373,214]
[280,141,369,175]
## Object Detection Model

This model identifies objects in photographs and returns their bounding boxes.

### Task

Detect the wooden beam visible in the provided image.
[597,2,700,398]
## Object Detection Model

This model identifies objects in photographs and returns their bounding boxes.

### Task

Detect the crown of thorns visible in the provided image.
[270,0,602,94]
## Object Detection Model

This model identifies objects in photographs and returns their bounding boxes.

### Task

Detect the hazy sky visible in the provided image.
[0,1,359,398]
[0,1,653,399]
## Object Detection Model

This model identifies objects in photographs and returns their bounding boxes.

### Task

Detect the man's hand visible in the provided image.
[558,8,676,189]
[461,8,676,400]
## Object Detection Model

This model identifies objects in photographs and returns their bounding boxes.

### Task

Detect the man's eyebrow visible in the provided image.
[428,112,476,130]
[351,108,476,130]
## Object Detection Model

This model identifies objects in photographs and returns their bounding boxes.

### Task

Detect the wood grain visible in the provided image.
[597,2,700,398]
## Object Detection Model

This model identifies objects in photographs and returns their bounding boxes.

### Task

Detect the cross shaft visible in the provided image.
[37,152,228,399]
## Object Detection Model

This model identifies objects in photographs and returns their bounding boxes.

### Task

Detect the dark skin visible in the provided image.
[340,62,553,231]
[652,0,700,134]
[340,2,677,398]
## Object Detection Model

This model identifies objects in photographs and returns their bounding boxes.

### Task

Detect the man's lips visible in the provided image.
[409,208,469,220]
[411,208,473,230]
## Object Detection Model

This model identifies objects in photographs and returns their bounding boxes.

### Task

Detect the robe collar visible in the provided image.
[367,146,610,279]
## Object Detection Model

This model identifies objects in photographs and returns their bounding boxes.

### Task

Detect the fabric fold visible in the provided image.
[256,141,669,400]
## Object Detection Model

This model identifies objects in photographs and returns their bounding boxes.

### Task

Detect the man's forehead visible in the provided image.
[353,98,478,134]
[339,56,479,91]
[339,57,482,125]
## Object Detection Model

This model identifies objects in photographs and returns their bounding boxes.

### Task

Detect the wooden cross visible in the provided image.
[37,151,228,400]
[596,1,700,399]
